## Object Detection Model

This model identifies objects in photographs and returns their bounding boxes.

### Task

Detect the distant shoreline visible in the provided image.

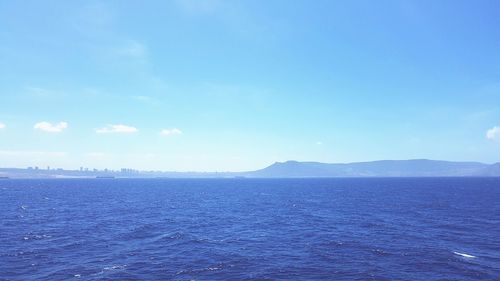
[1,159,499,179]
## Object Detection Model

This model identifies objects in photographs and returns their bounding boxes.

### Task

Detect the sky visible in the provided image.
[0,0,500,171]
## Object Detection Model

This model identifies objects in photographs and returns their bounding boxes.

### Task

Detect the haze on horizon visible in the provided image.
[1,0,499,172]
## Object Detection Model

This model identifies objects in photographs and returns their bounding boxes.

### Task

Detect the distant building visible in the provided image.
[121,168,138,173]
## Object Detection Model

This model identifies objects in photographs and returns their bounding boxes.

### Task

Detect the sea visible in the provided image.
[0,178,499,280]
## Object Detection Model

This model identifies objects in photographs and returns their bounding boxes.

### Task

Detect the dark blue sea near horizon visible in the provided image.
[1,178,499,281]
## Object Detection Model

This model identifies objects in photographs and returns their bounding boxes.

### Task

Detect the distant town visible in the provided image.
[0,166,236,179]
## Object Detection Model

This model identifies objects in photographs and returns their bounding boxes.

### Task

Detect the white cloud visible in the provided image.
[96,124,138,134]
[486,126,500,141]
[316,141,323,145]
[160,128,182,136]
[0,123,5,129]
[34,122,68,133]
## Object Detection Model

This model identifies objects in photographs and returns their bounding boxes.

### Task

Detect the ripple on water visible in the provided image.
[1,178,499,280]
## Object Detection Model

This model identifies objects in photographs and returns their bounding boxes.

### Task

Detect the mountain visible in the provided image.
[246,159,499,177]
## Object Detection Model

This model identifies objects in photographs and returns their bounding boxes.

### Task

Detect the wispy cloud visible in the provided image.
[133,95,153,102]
[96,124,138,134]
[116,40,147,59]
[0,150,67,168]
[71,2,115,36]
[24,86,65,98]
[83,152,109,158]
[160,128,182,136]
[71,2,148,66]
[316,141,323,145]
[25,86,52,97]
[132,95,160,106]
[34,122,68,133]
[0,150,67,157]
[486,126,500,141]
[175,0,222,15]
[173,0,278,43]
[0,123,5,129]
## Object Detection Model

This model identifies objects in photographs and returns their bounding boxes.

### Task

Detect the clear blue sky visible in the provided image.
[1,0,499,171]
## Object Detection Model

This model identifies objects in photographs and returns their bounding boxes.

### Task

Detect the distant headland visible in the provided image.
[1,159,499,179]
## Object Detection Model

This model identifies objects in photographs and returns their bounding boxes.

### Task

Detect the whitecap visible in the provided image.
[453,251,476,258]
[103,264,127,271]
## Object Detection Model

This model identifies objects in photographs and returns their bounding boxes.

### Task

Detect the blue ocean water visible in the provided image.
[0,178,499,280]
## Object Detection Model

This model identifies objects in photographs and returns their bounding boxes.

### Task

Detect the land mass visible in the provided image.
[1,159,500,179]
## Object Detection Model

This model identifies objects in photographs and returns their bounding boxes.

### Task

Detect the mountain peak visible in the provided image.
[250,159,491,177]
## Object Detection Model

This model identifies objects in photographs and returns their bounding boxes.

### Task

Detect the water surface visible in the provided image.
[1,178,499,280]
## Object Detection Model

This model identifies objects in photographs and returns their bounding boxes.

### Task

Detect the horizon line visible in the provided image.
[1,158,498,174]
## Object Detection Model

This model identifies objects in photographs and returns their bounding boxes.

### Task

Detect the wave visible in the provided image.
[453,251,476,258]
